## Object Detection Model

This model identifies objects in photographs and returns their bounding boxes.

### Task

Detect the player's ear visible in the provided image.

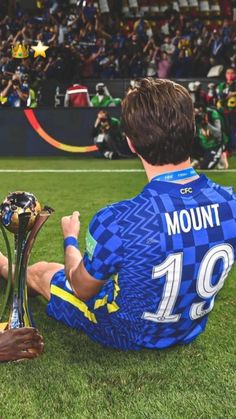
[126,137,136,154]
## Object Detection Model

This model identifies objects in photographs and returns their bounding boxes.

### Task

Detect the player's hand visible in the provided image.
[0,327,44,362]
[61,211,80,239]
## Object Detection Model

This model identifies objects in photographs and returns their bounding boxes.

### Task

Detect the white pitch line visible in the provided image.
[0,169,235,173]
[0,169,145,173]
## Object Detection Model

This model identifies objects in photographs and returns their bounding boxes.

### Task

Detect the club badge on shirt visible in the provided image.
[86,229,97,260]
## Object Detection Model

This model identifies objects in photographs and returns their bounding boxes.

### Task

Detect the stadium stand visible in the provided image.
[0,1,235,88]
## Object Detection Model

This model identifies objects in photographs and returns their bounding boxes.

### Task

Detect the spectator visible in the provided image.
[143,37,159,77]
[98,51,118,79]
[157,52,172,78]
[79,49,102,78]
[171,48,192,78]
[129,51,145,78]
[216,67,236,109]
[216,67,236,150]
[64,81,91,107]
[91,82,112,107]
[0,2,235,91]
[208,29,225,66]
[161,36,175,55]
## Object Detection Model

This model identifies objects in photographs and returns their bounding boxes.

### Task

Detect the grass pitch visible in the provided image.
[0,156,236,419]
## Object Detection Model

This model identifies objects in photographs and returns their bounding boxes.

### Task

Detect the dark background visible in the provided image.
[0,107,121,156]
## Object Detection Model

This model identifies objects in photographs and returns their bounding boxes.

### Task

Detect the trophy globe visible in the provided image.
[0,191,41,234]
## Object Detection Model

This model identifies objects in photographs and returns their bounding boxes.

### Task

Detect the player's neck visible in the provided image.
[141,158,196,183]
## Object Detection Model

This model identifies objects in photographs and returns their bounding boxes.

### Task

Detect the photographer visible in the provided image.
[216,67,236,150]
[0,74,28,107]
[93,110,122,159]
[195,105,229,170]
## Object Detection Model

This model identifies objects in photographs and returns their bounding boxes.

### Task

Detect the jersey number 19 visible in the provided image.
[142,243,234,323]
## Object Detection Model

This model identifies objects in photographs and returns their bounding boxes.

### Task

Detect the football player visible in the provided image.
[4,79,236,351]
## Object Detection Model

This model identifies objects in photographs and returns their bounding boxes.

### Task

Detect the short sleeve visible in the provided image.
[83,206,123,280]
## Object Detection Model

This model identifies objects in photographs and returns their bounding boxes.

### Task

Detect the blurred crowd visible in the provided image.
[0,0,235,91]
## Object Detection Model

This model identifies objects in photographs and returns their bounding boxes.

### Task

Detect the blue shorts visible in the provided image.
[46,269,140,350]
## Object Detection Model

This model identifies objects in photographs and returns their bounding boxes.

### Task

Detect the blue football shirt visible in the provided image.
[83,174,236,350]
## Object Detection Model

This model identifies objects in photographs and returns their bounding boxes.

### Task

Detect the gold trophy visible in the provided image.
[0,191,53,337]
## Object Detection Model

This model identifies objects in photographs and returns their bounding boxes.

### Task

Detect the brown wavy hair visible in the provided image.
[121,78,195,165]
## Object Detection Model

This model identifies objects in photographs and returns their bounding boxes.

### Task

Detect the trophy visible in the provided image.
[0,191,54,335]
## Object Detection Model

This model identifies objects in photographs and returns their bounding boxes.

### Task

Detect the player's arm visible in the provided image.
[61,212,106,301]
[0,328,44,362]
[61,208,123,302]
[64,244,106,301]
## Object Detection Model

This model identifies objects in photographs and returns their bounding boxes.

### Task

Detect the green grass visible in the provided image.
[0,157,236,419]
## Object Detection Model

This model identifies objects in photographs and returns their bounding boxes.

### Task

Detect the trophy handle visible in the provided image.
[8,207,54,329]
[20,208,54,327]
[8,213,31,328]
[0,221,13,321]
[22,207,54,268]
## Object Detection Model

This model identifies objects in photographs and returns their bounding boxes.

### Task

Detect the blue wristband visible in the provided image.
[64,236,79,250]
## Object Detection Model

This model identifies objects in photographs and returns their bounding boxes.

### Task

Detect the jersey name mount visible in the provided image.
[165,204,220,235]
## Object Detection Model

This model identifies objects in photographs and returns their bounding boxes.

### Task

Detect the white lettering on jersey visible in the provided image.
[165,204,220,236]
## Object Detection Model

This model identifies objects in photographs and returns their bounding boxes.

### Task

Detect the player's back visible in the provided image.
[110,174,236,349]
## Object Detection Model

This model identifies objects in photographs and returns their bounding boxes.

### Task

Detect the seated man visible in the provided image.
[3,79,236,351]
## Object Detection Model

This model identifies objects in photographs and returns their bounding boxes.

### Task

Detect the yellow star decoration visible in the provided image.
[31,41,49,58]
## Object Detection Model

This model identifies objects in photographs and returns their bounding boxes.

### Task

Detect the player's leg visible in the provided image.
[27,262,64,300]
[28,264,85,332]
[0,252,62,301]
